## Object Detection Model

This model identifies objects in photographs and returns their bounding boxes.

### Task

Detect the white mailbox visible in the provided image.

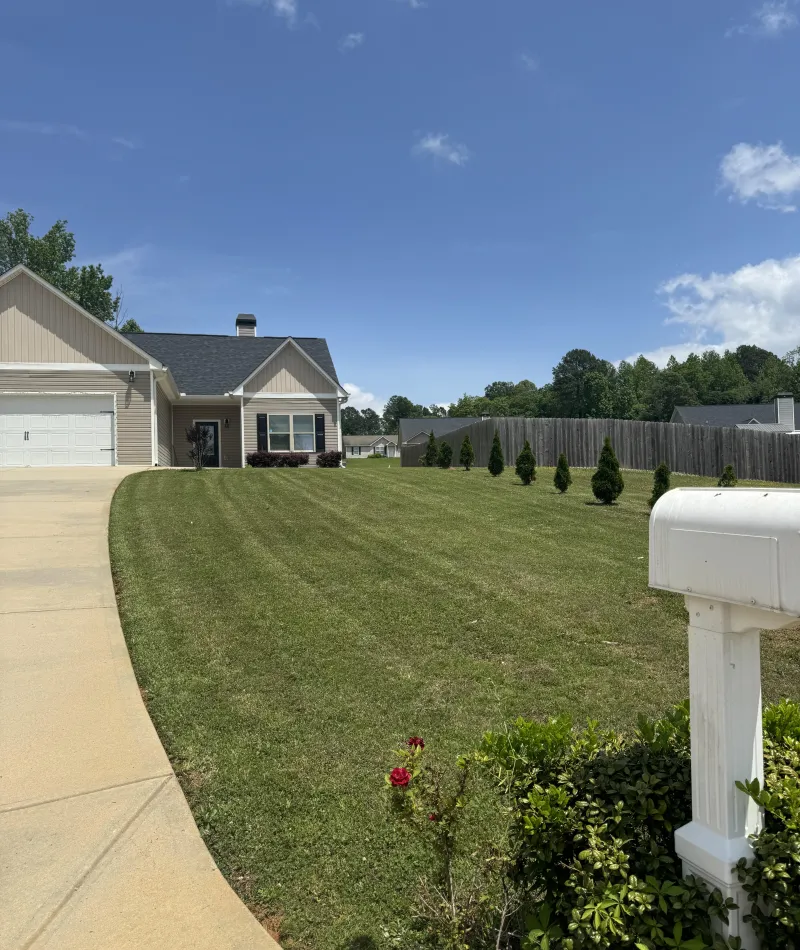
[649,487,800,946]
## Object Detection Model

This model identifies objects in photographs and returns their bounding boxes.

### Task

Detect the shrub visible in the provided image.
[515,440,536,485]
[246,451,310,468]
[591,436,624,504]
[422,431,438,468]
[554,452,572,493]
[650,461,671,508]
[316,450,342,468]
[367,452,385,459]
[460,435,475,471]
[185,424,214,471]
[384,700,796,950]
[718,464,738,487]
[437,440,453,469]
[488,431,505,477]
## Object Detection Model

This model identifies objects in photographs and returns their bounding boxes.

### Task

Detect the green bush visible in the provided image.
[422,431,438,468]
[591,436,624,504]
[385,701,800,950]
[718,464,738,487]
[650,461,671,508]
[437,440,454,469]
[515,440,536,485]
[554,453,572,493]
[367,452,385,459]
[488,431,505,477]
[460,435,475,471]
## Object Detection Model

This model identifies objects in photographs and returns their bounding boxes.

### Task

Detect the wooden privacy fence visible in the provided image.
[401,417,800,484]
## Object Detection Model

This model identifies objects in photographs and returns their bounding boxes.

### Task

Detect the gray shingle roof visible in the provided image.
[671,403,799,428]
[123,333,340,396]
[399,417,481,443]
[343,434,398,447]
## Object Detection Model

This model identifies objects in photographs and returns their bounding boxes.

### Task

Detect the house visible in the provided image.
[0,264,347,468]
[671,394,799,432]
[343,434,399,458]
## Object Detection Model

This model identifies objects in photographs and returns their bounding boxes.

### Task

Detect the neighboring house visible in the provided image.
[343,434,399,458]
[0,264,347,468]
[671,394,799,433]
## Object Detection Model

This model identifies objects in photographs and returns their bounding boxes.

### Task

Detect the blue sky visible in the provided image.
[3,0,800,412]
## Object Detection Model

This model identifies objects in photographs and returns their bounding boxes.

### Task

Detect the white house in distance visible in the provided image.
[343,434,399,459]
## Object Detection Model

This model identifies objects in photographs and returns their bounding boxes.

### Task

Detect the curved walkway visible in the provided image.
[0,467,278,950]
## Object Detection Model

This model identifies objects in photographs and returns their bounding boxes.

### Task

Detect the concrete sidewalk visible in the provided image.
[0,467,278,950]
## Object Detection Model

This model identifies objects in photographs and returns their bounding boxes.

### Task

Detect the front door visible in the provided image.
[196,421,220,468]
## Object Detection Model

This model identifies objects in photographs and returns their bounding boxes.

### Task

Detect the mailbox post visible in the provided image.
[649,487,800,945]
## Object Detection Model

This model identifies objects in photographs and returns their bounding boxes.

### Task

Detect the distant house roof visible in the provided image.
[399,417,480,444]
[123,332,340,396]
[671,403,800,428]
[343,434,398,447]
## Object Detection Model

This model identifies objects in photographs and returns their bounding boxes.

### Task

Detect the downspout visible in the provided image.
[240,394,245,468]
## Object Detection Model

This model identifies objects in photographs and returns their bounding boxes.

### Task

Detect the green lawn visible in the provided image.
[109,461,800,949]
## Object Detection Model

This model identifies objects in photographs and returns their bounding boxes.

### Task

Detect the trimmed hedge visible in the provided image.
[316,451,343,468]
[246,451,309,468]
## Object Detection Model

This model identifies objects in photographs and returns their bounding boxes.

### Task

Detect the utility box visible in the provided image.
[650,487,800,614]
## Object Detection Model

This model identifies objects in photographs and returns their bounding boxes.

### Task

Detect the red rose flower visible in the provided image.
[389,767,411,788]
[428,813,438,822]
[407,736,425,750]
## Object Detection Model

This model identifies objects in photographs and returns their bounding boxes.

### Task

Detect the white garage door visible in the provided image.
[0,395,115,467]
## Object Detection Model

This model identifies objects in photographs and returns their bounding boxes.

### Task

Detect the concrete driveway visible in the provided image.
[0,467,277,950]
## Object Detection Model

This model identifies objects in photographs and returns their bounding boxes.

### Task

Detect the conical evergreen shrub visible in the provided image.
[554,453,572,493]
[459,435,475,471]
[422,431,438,467]
[591,437,624,504]
[488,431,505,477]
[649,462,671,508]
[436,440,453,469]
[515,440,536,485]
[718,464,738,487]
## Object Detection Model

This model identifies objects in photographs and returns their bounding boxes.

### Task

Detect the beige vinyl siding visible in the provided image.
[0,271,148,365]
[0,370,152,464]
[243,397,339,460]
[156,383,173,466]
[247,344,334,394]
[171,403,242,468]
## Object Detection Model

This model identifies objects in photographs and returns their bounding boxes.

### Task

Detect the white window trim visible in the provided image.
[193,418,223,468]
[267,412,316,453]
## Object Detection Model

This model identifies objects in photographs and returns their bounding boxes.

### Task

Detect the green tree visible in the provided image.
[554,452,572,493]
[515,439,536,484]
[422,431,438,467]
[488,430,505,477]
[436,440,453,469]
[552,349,615,417]
[341,406,365,435]
[484,381,516,400]
[718,464,738,487]
[591,437,624,504]
[734,344,775,383]
[0,208,126,326]
[383,395,423,433]
[649,461,671,508]
[459,435,474,471]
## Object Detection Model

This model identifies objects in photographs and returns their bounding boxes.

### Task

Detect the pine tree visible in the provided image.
[436,440,453,469]
[649,462,671,508]
[459,435,475,471]
[718,464,738,487]
[554,453,572,493]
[488,431,505,477]
[422,431,438,467]
[515,440,536,485]
[591,437,624,504]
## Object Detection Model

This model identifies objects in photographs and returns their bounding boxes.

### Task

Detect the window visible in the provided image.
[351,446,361,456]
[268,415,290,451]
[293,414,315,451]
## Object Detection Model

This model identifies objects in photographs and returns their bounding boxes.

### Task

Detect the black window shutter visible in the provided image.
[315,414,326,452]
[257,414,268,451]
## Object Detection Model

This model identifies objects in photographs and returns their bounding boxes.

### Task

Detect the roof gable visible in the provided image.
[234,337,346,396]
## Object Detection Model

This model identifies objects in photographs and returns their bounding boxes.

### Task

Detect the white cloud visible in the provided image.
[413,133,470,167]
[727,0,798,37]
[0,120,138,149]
[227,0,297,25]
[625,254,800,366]
[344,383,385,415]
[720,142,800,212]
[338,32,365,52]
[517,52,539,72]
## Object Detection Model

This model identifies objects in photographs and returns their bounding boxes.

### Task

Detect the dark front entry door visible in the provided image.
[197,421,220,467]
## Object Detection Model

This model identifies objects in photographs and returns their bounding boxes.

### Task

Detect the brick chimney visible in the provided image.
[236,313,257,337]
[775,393,794,427]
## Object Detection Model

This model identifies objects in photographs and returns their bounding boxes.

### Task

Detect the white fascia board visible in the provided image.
[241,392,342,400]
